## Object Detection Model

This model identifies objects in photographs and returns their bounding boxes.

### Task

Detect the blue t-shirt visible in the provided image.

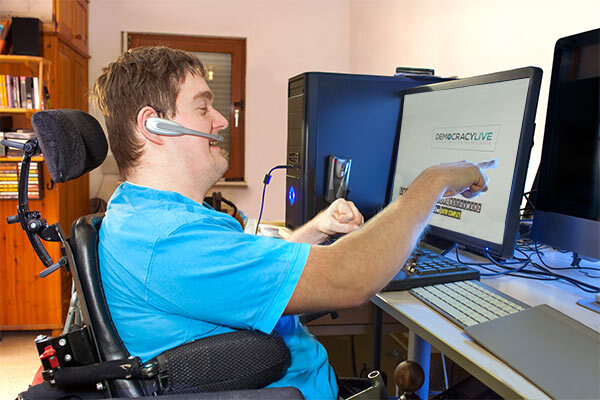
[99,182,337,399]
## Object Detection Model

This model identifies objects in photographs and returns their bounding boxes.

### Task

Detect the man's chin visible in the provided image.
[216,159,230,179]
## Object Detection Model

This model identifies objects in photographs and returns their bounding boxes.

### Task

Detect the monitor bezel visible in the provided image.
[531,28,600,260]
[388,67,542,259]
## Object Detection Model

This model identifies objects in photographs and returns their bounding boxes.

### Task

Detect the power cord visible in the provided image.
[255,165,293,235]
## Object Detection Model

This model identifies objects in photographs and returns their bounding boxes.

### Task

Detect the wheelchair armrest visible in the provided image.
[154,330,290,394]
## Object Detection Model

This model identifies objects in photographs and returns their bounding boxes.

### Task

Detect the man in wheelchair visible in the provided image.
[16,46,491,399]
[91,46,493,399]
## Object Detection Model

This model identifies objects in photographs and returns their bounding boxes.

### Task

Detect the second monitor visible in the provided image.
[389,67,542,259]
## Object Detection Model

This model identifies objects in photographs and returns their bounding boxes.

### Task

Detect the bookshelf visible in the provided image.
[1,5,89,334]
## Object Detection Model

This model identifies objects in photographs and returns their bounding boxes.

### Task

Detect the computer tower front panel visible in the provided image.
[286,76,308,228]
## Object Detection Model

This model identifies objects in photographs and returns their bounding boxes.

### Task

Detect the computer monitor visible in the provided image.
[531,28,600,260]
[389,67,542,259]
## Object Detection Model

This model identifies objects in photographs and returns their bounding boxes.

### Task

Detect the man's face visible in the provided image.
[172,72,229,183]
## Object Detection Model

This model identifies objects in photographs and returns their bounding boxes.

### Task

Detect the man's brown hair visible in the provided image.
[92,46,206,178]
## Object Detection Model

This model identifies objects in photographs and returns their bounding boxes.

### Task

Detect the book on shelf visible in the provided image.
[0,75,7,107]
[6,75,13,108]
[33,77,39,109]
[19,76,26,108]
[13,76,19,107]
[25,77,34,109]
[0,161,42,199]
[0,76,4,106]
[0,74,43,109]
[4,129,35,139]
[1,130,36,157]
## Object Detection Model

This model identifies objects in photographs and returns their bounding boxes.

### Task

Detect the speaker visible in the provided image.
[11,17,43,56]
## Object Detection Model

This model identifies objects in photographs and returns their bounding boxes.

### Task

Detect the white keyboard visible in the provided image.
[410,280,529,329]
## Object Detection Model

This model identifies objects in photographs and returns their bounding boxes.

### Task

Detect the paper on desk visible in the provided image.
[243,219,291,239]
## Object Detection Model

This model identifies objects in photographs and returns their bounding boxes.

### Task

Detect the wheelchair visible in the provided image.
[4,109,389,399]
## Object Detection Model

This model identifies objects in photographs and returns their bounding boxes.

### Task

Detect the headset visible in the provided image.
[145,117,224,142]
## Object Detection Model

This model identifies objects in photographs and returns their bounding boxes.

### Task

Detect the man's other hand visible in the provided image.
[315,198,364,236]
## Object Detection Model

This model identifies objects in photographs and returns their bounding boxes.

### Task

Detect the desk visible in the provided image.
[371,249,600,399]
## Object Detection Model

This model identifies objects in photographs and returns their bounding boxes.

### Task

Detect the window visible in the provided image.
[127,33,246,181]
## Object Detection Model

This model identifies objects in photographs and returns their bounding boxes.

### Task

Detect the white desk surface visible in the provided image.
[372,249,600,399]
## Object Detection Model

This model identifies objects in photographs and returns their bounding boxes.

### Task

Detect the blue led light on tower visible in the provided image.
[288,186,296,206]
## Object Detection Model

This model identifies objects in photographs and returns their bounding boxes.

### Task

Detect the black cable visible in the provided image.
[480,253,532,276]
[517,250,598,291]
[533,244,600,272]
[449,189,599,291]
[479,268,528,277]
[529,260,600,292]
[452,244,529,267]
[476,263,558,280]
[440,245,455,256]
[441,190,598,290]
[452,244,600,287]
[522,192,536,211]
[520,190,536,219]
[255,165,293,235]
[526,244,600,292]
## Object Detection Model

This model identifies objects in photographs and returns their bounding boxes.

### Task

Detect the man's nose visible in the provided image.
[212,110,229,132]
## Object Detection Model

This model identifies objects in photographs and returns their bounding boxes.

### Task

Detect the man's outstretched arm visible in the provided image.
[285,161,493,314]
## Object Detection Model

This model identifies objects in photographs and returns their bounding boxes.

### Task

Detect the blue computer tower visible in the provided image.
[285,72,447,229]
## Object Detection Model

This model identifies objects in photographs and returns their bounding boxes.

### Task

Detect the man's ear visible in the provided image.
[136,106,164,145]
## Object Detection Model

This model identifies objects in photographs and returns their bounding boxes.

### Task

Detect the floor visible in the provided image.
[0,331,44,400]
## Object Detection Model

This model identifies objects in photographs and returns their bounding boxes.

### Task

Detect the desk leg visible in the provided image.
[408,330,430,400]
[372,305,382,372]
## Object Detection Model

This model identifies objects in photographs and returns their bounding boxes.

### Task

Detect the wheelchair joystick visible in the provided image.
[394,360,425,400]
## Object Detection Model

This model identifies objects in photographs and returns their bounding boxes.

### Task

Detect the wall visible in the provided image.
[348,0,600,195]
[0,0,52,22]
[88,0,351,220]
[90,0,600,220]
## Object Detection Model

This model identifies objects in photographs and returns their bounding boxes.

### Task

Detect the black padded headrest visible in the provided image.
[31,109,108,183]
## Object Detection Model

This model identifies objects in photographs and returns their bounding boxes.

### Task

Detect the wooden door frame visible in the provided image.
[127,32,246,181]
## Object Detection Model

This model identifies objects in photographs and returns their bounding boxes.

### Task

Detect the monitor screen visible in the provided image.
[389,68,542,259]
[531,28,600,260]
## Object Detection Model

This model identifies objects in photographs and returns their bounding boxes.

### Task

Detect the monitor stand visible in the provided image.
[577,297,600,314]
[420,233,455,256]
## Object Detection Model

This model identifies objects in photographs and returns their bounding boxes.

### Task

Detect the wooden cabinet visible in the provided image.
[72,0,89,52]
[73,52,87,111]
[55,0,88,56]
[55,0,74,35]
[46,37,88,111]
[0,1,89,332]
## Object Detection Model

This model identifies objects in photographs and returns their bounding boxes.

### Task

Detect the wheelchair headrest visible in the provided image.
[31,109,108,183]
